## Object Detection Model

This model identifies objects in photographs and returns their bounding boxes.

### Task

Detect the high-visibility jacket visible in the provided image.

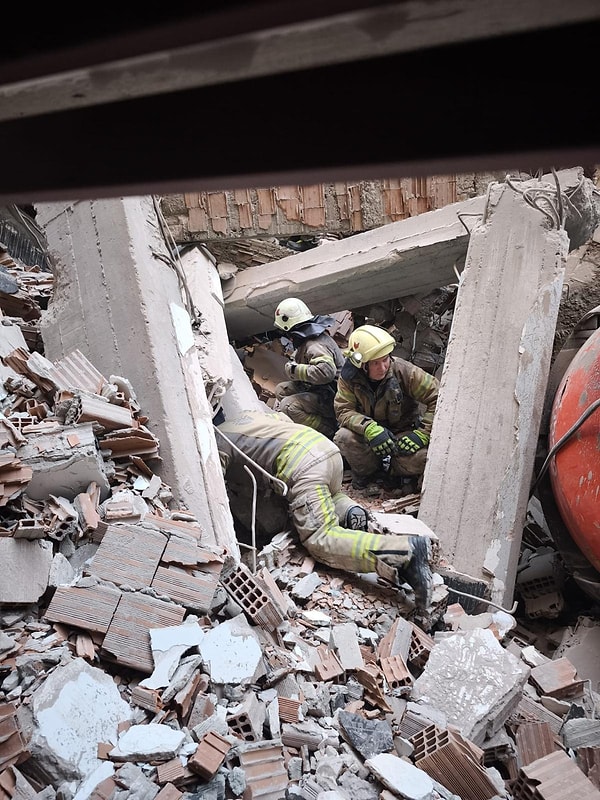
[334,357,439,438]
[215,409,415,575]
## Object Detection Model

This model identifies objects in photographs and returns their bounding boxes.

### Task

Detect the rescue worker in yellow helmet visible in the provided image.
[333,324,440,490]
[273,298,344,439]
[215,407,434,614]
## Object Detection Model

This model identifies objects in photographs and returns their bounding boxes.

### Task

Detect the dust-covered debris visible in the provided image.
[2,210,600,800]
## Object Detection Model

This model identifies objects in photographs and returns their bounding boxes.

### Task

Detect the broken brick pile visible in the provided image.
[1,244,600,800]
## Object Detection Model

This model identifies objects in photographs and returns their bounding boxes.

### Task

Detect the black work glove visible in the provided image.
[397,429,429,455]
[364,422,398,457]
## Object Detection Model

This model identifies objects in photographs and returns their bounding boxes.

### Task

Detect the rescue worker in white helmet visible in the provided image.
[273,297,344,439]
[333,324,440,490]
[214,407,435,615]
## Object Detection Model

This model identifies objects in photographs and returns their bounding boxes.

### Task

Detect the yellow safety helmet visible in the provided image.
[274,297,313,331]
[346,324,395,366]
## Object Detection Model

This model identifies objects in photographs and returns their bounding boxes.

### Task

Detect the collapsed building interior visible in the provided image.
[1,5,600,800]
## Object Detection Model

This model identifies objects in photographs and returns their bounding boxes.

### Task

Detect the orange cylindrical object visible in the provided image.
[549,326,600,571]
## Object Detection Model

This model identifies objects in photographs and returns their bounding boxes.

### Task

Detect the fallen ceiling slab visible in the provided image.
[224,167,599,341]
[224,194,486,340]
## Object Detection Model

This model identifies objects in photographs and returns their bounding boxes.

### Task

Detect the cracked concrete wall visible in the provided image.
[35,197,237,553]
[418,179,569,606]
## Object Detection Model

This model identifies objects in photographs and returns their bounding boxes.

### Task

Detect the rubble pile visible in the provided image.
[0,246,600,800]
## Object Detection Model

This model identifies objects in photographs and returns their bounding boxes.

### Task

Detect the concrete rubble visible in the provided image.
[1,220,600,800]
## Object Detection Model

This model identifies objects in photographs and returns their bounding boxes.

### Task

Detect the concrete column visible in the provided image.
[36,197,237,553]
[418,177,569,606]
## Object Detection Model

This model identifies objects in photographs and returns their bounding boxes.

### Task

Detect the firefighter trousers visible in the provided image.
[275,381,338,439]
[333,426,428,479]
[287,449,415,574]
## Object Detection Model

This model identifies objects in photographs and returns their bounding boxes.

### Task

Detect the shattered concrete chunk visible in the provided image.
[17,422,110,501]
[28,657,131,789]
[0,630,18,657]
[226,765,246,796]
[331,623,364,671]
[48,552,75,588]
[112,762,161,799]
[109,723,186,762]
[292,573,322,601]
[338,711,394,760]
[561,718,600,749]
[412,629,529,745]
[338,771,379,800]
[0,539,53,603]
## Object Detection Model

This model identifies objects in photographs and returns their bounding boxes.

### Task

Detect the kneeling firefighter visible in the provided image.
[333,324,440,490]
[273,297,345,439]
[214,407,434,613]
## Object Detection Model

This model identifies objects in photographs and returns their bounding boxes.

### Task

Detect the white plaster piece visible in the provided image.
[109,723,185,761]
[370,512,438,540]
[199,615,263,684]
[300,610,331,626]
[170,301,195,356]
[140,619,204,690]
[29,658,131,788]
[73,762,116,800]
[365,753,433,800]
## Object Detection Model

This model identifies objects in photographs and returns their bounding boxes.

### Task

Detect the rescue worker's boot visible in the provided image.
[373,536,433,612]
[397,536,433,611]
[344,505,368,531]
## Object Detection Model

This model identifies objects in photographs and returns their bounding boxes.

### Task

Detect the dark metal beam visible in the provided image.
[0,21,597,204]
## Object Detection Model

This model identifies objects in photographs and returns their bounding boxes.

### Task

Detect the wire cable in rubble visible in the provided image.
[242,465,258,574]
[10,204,48,253]
[447,587,518,615]
[530,397,600,498]
[505,169,585,232]
[151,196,202,327]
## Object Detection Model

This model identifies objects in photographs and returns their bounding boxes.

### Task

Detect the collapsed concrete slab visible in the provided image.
[223,170,599,342]
[412,628,530,746]
[224,195,486,340]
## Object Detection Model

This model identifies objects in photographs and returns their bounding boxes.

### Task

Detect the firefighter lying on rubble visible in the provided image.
[213,406,434,615]
[333,324,440,492]
[272,297,345,439]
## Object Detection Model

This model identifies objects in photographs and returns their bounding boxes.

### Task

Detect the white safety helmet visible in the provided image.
[345,324,395,367]
[274,297,313,332]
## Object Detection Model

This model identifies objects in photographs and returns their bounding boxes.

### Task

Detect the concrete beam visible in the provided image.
[224,195,486,340]
[418,175,573,606]
[36,198,237,553]
[224,169,599,342]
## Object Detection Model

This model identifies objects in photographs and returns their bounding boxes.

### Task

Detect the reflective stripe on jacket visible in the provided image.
[217,409,338,486]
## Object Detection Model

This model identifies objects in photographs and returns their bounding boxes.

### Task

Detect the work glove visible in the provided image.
[284,360,298,379]
[364,422,398,457]
[397,429,429,455]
